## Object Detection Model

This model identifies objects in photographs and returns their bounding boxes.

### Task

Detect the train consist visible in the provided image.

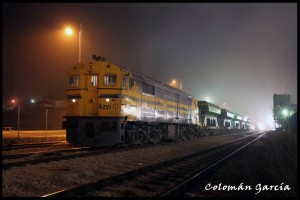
[63,56,250,146]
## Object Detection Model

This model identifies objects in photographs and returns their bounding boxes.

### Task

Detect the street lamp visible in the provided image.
[282,109,288,117]
[64,24,82,63]
[282,109,289,130]
[170,80,176,87]
[206,96,211,103]
[169,79,182,90]
[11,99,16,108]
[65,27,73,35]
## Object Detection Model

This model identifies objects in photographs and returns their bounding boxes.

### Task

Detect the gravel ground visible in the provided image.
[2,132,252,197]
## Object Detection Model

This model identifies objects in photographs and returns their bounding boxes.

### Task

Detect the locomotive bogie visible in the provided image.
[65,117,126,146]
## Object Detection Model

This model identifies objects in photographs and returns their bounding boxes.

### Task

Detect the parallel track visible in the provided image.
[2,143,159,169]
[42,132,264,197]
[2,142,64,151]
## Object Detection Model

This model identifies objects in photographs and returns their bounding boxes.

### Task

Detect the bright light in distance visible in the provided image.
[31,99,35,103]
[266,115,275,129]
[106,98,110,102]
[205,96,212,103]
[11,99,15,103]
[258,123,266,131]
[282,109,288,116]
[72,99,76,103]
[65,27,73,36]
[169,79,177,87]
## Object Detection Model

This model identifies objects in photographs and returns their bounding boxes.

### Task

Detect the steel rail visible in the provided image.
[161,132,266,196]
[41,132,263,197]
[2,143,158,170]
[2,141,64,151]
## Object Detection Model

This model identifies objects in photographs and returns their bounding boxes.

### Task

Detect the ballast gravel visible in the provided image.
[2,133,250,197]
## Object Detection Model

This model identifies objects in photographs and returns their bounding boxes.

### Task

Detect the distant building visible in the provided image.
[273,94,297,130]
[2,98,66,130]
[34,99,66,108]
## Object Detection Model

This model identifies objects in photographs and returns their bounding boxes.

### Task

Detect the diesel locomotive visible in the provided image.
[63,55,250,146]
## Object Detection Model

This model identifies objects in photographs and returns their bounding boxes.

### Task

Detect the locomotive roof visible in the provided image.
[121,67,194,99]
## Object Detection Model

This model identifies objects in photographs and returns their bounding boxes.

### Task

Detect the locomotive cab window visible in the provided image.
[130,78,134,88]
[142,82,155,95]
[206,118,211,126]
[122,76,129,89]
[104,74,117,85]
[69,75,79,87]
[91,75,97,86]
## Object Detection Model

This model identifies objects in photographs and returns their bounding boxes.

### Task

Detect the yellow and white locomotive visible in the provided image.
[63,55,199,146]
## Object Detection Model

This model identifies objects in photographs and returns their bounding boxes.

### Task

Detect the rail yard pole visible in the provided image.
[45,109,48,138]
[180,79,182,90]
[17,105,20,139]
[79,23,82,63]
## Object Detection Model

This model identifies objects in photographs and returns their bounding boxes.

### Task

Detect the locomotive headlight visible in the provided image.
[106,98,110,102]
[72,99,76,103]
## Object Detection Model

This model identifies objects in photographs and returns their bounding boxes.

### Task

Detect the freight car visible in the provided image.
[197,101,250,136]
[63,55,250,146]
[63,56,199,146]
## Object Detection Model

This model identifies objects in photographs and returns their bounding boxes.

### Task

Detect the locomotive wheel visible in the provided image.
[133,131,146,144]
[148,131,158,144]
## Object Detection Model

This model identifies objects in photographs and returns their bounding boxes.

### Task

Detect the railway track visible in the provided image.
[42,132,265,197]
[2,141,64,151]
[161,132,265,197]
[2,147,89,160]
[2,143,161,169]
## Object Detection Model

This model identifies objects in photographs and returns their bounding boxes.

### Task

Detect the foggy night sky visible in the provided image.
[2,3,297,126]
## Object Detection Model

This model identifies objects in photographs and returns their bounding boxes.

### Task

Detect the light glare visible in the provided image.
[282,109,288,116]
[65,27,73,36]
[258,123,265,131]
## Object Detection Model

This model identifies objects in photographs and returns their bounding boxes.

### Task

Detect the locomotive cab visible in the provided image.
[63,61,127,146]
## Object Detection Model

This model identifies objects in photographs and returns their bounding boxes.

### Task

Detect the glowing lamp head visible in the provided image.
[282,109,288,116]
[106,98,110,102]
[72,99,76,103]
[65,27,73,36]
[31,99,35,104]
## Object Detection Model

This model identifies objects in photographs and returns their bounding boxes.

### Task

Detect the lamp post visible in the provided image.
[169,79,182,90]
[169,80,177,88]
[206,96,211,103]
[79,24,82,63]
[45,109,48,138]
[282,109,288,130]
[11,99,16,108]
[11,99,16,125]
[65,24,82,63]
[179,79,182,90]
[17,105,20,138]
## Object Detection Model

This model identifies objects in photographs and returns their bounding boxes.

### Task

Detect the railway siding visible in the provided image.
[3,132,250,197]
